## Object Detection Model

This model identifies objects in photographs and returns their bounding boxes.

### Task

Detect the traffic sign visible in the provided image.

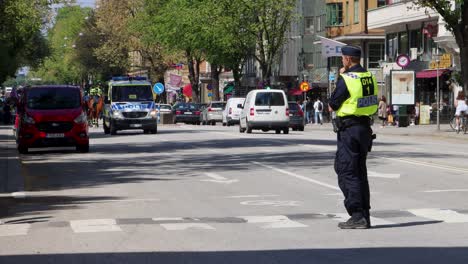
[299,82,310,92]
[153,82,165,95]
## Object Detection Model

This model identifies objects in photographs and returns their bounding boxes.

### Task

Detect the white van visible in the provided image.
[223,97,245,126]
[239,89,290,134]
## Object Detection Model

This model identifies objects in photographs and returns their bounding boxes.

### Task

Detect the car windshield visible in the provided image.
[112,85,153,102]
[159,105,172,110]
[26,88,81,110]
[288,103,299,110]
[175,103,198,110]
[255,92,285,106]
[211,102,226,109]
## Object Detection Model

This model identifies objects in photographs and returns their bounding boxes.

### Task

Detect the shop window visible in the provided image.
[387,33,398,61]
[329,56,342,68]
[377,0,386,7]
[304,17,314,35]
[368,43,385,69]
[409,29,422,49]
[326,3,343,26]
[354,0,359,24]
[399,31,409,56]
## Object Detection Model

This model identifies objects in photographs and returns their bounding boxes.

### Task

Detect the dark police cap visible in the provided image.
[341,45,362,57]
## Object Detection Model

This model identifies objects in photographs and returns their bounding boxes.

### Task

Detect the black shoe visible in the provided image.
[338,216,369,229]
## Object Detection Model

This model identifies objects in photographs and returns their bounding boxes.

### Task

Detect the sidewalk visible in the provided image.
[0,125,23,194]
[304,122,468,141]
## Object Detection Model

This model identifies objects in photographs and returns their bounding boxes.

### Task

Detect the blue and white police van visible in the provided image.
[103,76,157,135]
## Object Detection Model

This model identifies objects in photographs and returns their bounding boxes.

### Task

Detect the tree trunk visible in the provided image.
[210,64,222,101]
[460,46,468,95]
[187,51,201,103]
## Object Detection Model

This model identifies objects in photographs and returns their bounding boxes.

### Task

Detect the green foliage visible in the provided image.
[0,0,57,84]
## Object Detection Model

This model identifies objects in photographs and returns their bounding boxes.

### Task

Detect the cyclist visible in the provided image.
[454,91,467,132]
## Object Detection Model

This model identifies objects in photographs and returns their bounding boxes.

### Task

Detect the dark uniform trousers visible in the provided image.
[334,123,372,217]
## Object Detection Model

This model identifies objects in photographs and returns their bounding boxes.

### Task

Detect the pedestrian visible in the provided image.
[313,98,323,125]
[306,98,313,123]
[328,45,378,229]
[454,91,467,132]
[392,104,399,126]
[414,102,420,125]
[378,95,388,128]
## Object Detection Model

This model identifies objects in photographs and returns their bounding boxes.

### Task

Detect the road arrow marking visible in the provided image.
[201,173,238,184]
[241,215,307,229]
[368,171,401,179]
[408,208,468,223]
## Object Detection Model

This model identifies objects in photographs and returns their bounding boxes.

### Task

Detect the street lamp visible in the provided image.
[434,44,442,131]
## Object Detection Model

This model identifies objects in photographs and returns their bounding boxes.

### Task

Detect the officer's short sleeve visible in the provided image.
[329,76,350,111]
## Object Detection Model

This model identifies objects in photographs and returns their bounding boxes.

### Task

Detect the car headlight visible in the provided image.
[74,112,87,124]
[113,111,123,119]
[149,110,157,117]
[23,114,35,124]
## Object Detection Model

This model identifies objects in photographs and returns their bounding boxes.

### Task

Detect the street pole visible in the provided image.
[436,46,440,131]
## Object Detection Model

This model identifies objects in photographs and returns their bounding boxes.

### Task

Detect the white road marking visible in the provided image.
[160,223,215,231]
[300,144,335,151]
[221,194,280,199]
[408,208,468,223]
[382,157,468,174]
[11,192,27,199]
[201,172,238,184]
[240,200,301,207]
[422,189,468,193]
[368,171,401,179]
[332,213,394,226]
[0,224,31,236]
[241,215,307,229]
[70,219,122,233]
[252,161,340,191]
[152,217,184,222]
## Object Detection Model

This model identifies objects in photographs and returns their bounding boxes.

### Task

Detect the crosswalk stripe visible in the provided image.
[70,219,122,233]
[332,213,394,226]
[0,224,31,236]
[241,215,307,229]
[160,223,215,231]
[408,208,468,223]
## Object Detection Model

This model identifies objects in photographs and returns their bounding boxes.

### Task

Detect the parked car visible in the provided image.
[239,89,290,134]
[15,85,89,154]
[201,101,226,125]
[288,101,305,131]
[223,97,245,126]
[155,103,172,113]
[172,102,201,125]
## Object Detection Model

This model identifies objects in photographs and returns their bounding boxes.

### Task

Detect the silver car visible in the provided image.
[201,101,226,125]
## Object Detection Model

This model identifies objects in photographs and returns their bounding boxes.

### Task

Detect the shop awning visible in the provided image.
[416,69,449,79]
[288,89,304,96]
[223,83,234,94]
[183,84,192,98]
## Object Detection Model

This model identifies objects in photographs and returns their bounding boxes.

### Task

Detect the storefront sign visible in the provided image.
[419,105,431,125]
[429,54,452,69]
[390,70,415,105]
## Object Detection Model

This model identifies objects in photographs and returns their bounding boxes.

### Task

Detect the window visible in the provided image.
[387,33,398,61]
[304,17,314,35]
[326,3,343,26]
[354,0,359,24]
[27,88,80,110]
[377,0,386,7]
[255,93,285,106]
[345,1,349,26]
[368,43,385,68]
[409,29,422,49]
[112,85,153,102]
[399,31,409,55]
[316,15,325,32]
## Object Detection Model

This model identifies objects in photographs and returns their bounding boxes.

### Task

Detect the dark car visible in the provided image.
[15,85,89,154]
[288,101,304,131]
[172,102,201,125]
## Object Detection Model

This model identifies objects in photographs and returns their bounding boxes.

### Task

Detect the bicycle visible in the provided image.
[454,111,467,134]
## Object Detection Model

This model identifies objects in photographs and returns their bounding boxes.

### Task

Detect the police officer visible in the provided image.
[328,45,378,229]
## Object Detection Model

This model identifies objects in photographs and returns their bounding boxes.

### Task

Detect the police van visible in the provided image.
[102,76,157,135]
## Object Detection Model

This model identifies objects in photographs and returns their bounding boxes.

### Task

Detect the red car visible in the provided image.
[15,85,89,154]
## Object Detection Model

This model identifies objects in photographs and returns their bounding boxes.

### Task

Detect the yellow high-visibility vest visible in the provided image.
[336,71,378,117]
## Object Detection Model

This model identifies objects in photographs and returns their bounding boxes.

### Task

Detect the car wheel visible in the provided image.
[299,126,304,131]
[151,128,157,134]
[275,129,281,134]
[76,143,89,153]
[103,119,110,134]
[222,122,226,126]
[239,123,246,133]
[211,121,216,126]
[283,127,289,134]
[18,145,28,154]
[110,121,117,135]
[246,122,252,134]
[196,121,201,125]
[261,128,269,132]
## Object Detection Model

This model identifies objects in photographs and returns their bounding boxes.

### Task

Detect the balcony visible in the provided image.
[368,1,438,30]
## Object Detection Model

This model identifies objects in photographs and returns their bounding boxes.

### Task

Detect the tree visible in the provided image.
[0,0,57,84]
[246,0,298,84]
[414,0,468,94]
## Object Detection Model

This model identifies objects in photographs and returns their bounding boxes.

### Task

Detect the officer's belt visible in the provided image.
[336,116,371,131]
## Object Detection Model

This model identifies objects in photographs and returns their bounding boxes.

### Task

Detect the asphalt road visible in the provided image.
[1,123,468,264]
